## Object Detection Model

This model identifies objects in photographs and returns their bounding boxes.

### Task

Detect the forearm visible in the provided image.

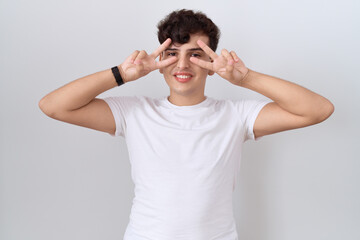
[239,69,334,120]
[39,66,119,114]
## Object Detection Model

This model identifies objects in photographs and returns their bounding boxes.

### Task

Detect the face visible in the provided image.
[159,33,214,102]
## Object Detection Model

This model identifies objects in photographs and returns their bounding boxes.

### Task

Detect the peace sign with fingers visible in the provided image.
[189,40,249,85]
[119,38,177,83]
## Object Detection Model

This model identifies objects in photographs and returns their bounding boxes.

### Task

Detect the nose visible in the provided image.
[176,54,190,69]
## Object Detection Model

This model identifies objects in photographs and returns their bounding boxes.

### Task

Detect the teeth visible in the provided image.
[175,75,191,79]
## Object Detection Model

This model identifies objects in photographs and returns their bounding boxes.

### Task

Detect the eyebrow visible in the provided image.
[165,48,204,52]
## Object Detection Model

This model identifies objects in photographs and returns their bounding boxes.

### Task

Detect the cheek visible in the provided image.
[194,65,210,75]
[160,66,171,75]
[162,69,174,82]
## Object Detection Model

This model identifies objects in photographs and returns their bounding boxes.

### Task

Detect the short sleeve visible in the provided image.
[236,99,271,142]
[102,96,137,137]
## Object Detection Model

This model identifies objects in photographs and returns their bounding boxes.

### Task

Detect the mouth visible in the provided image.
[173,72,193,83]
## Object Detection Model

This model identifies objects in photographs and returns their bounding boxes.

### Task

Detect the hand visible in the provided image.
[119,38,177,83]
[190,40,250,85]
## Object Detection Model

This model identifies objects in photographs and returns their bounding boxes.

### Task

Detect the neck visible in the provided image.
[168,93,206,106]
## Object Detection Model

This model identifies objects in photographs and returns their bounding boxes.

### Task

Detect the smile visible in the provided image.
[174,72,193,83]
[175,75,191,79]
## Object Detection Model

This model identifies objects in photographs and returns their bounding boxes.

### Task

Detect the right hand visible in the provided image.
[119,38,177,83]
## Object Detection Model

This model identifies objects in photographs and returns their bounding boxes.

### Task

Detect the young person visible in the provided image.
[39,9,334,240]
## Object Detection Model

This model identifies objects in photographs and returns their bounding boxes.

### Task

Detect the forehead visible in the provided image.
[169,34,209,49]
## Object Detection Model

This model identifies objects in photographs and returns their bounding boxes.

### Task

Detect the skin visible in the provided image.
[38,33,334,139]
[189,37,334,138]
[159,33,214,106]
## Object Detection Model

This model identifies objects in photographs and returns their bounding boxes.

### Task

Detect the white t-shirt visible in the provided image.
[103,95,270,240]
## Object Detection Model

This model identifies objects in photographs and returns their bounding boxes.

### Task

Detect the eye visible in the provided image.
[191,53,202,58]
[167,52,177,56]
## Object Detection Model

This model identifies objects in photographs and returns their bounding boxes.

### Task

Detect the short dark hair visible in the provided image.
[157,9,220,51]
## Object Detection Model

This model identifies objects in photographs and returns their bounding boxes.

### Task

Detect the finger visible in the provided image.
[151,38,172,58]
[190,57,214,71]
[134,50,147,64]
[230,51,247,73]
[125,50,140,63]
[197,40,218,60]
[230,51,245,65]
[221,49,234,65]
[230,51,238,62]
[156,56,177,69]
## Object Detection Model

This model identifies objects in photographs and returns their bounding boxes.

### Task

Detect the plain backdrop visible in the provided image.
[1,0,359,239]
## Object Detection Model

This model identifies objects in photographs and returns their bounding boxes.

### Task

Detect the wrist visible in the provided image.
[236,68,251,87]
[111,65,126,85]
[118,64,128,83]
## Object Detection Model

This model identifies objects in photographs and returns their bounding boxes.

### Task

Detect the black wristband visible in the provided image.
[111,66,124,86]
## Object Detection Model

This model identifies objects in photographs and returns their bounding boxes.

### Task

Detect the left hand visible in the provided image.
[190,40,249,85]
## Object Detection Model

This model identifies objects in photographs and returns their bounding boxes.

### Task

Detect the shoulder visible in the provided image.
[209,97,266,111]
[212,97,271,124]
[104,95,151,105]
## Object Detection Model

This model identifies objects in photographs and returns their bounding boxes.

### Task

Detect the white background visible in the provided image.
[1,0,359,239]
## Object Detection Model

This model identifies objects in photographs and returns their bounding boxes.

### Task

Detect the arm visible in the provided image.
[190,40,334,138]
[38,38,176,135]
[238,70,334,138]
[38,68,119,134]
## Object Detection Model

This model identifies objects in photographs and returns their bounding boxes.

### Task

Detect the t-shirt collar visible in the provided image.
[163,96,210,110]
